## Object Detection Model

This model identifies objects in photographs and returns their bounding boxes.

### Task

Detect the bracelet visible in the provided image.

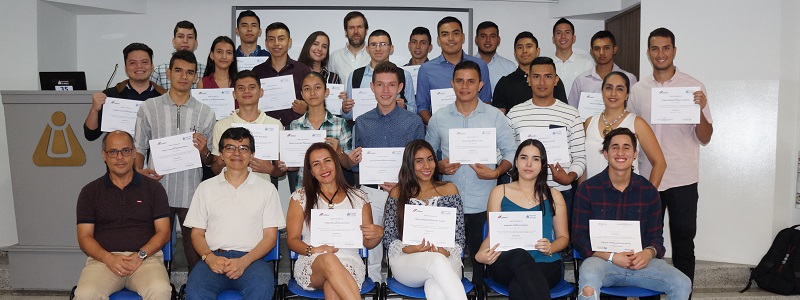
[306,245,313,256]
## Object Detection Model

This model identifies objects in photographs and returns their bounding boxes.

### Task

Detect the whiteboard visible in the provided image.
[231,6,473,66]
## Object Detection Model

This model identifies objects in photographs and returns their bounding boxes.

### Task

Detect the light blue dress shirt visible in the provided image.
[415,51,492,113]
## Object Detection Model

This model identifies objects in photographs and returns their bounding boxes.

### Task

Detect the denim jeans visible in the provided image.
[185,250,275,300]
[577,257,691,300]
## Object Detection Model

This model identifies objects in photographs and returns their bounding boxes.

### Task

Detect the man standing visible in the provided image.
[474,21,516,92]
[572,128,692,299]
[506,57,585,221]
[628,27,713,286]
[74,131,172,300]
[406,27,433,66]
[234,10,270,57]
[492,32,568,114]
[328,11,371,84]
[568,31,637,109]
[551,18,594,96]
[134,50,216,273]
[151,21,206,89]
[183,127,285,299]
[425,61,515,282]
[84,43,165,141]
[346,61,425,283]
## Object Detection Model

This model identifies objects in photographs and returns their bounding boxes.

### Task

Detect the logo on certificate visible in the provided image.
[32,111,86,166]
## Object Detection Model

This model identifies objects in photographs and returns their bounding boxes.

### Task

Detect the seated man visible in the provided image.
[183,127,285,299]
[74,130,172,300]
[572,128,691,300]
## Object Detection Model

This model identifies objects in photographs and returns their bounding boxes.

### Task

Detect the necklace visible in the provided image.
[518,182,537,206]
[601,109,628,136]
[320,187,339,209]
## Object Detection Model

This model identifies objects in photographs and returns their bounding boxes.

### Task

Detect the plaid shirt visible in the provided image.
[289,111,352,190]
[150,62,206,90]
[571,168,665,259]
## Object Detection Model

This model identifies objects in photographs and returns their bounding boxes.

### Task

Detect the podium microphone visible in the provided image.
[105,63,119,89]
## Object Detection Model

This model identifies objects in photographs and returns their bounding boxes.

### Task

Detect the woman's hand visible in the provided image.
[534,238,553,255]
[311,244,338,255]
[402,238,432,254]
[475,243,501,265]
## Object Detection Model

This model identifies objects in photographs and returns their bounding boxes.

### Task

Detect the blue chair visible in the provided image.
[572,251,664,298]
[479,221,575,299]
[282,248,379,300]
[379,250,477,299]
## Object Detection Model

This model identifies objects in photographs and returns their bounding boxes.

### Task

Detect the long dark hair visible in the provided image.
[395,140,447,237]
[298,31,331,70]
[509,139,556,216]
[204,36,238,87]
[302,142,356,226]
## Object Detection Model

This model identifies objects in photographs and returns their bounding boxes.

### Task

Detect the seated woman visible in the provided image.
[383,140,467,300]
[286,143,383,298]
[475,139,569,300]
[298,31,341,84]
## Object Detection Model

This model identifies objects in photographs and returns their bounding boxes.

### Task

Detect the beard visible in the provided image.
[348,36,364,48]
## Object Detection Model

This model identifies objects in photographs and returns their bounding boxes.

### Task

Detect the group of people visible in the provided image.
[73,8,712,300]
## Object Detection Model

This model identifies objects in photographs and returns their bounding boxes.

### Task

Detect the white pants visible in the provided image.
[362,185,387,283]
[390,252,467,300]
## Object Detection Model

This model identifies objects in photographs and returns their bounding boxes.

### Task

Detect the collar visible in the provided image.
[588,63,624,80]
[232,109,266,123]
[598,167,636,192]
[217,167,255,186]
[264,56,298,73]
[162,92,199,108]
[300,110,336,128]
[435,51,468,65]
[116,80,164,94]
[103,171,141,187]
[647,66,681,85]
[405,58,429,66]
[445,99,487,116]
[374,104,402,117]
[343,43,368,55]
[236,45,265,57]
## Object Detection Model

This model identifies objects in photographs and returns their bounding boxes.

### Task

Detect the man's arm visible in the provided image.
[570,183,593,259]
[84,92,108,141]
[567,79,581,108]
[695,91,713,144]
[403,70,417,113]
[478,63,492,103]
[641,187,666,257]
[565,113,587,182]
[416,66,432,124]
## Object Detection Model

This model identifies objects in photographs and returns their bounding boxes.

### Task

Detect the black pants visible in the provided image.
[660,183,698,284]
[487,248,561,300]
[465,212,487,282]
[170,207,200,273]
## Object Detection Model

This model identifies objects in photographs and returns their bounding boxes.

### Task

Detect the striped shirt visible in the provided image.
[150,63,206,90]
[289,111,352,190]
[506,99,586,191]
[134,93,216,208]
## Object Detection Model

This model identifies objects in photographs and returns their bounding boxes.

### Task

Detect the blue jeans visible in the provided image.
[185,250,275,300]
[578,257,691,300]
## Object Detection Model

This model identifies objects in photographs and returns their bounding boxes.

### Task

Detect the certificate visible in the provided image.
[351,88,375,120]
[100,97,142,134]
[578,92,604,121]
[401,65,420,94]
[191,88,235,120]
[148,132,201,175]
[236,56,268,72]
[589,220,643,253]
[430,88,456,114]
[310,209,363,248]
[518,127,571,166]
[651,87,701,124]
[402,205,457,248]
[488,211,543,251]
[230,123,280,160]
[359,147,404,185]
[325,84,345,115]
[279,130,326,167]
[259,75,296,112]
[449,128,496,164]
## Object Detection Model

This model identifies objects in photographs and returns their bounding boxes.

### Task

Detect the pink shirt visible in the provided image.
[628,68,713,191]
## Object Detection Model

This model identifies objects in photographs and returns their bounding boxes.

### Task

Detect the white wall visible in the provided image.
[38,0,77,72]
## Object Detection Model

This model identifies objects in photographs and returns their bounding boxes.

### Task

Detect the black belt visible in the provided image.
[213,249,230,253]
[362,184,379,189]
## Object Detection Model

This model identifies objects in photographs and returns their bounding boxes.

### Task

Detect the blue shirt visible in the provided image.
[342,64,417,119]
[352,105,424,172]
[416,51,492,113]
[235,45,270,57]
[425,101,515,213]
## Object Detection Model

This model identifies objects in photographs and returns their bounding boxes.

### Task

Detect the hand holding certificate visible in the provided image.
[430,88,456,114]
[259,75,296,112]
[279,130,326,167]
[101,97,142,134]
[488,211,543,251]
[578,92,604,121]
[231,123,280,160]
[325,84,345,115]
[449,128,497,164]
[651,87,701,124]
[192,88,235,120]
[351,88,376,120]
[518,127,571,166]
[590,220,643,253]
[148,132,202,175]
[310,209,363,248]
[402,205,457,248]
[359,148,404,185]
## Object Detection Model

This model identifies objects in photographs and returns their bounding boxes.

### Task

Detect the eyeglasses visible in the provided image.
[223,144,251,154]
[368,42,391,48]
[104,148,134,157]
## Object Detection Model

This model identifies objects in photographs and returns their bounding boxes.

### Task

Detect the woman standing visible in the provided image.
[298,31,341,84]
[197,36,238,89]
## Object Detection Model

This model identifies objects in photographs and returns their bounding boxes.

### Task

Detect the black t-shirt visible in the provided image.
[83,80,164,141]
[491,68,568,112]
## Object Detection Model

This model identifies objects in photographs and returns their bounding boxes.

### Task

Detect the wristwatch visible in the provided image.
[607,252,615,263]
[137,249,147,260]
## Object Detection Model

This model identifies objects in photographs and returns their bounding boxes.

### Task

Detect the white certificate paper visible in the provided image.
[279,130,326,167]
[236,56,268,72]
[518,127,571,166]
[325,84,345,115]
[449,128,497,164]
[148,132,201,175]
[259,75,296,112]
[401,65,420,94]
[310,209,363,249]
[192,88,235,120]
[402,205,457,247]
[359,147,404,185]
[488,211,543,251]
[351,88,375,120]
[578,92,604,121]
[590,220,643,253]
[230,123,280,160]
[651,87,701,124]
[100,97,141,134]
[430,88,456,114]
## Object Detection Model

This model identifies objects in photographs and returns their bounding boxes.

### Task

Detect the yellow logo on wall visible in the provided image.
[32,111,86,166]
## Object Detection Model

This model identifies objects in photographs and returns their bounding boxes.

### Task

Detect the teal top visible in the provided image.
[500,195,560,263]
